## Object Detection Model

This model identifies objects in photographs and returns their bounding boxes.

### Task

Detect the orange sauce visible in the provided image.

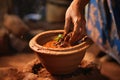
[43,40,71,48]
[43,40,58,48]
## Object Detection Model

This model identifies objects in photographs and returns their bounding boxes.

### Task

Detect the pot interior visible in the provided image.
[36,31,63,46]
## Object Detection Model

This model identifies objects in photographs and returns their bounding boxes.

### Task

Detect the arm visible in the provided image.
[73,0,89,9]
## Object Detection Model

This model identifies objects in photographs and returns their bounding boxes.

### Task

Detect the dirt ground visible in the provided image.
[0,44,120,80]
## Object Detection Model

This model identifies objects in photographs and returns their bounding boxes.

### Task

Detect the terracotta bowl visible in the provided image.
[29,30,93,75]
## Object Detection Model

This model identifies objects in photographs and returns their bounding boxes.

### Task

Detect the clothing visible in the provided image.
[86,0,120,63]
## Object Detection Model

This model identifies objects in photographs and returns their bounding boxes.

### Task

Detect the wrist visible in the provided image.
[73,0,89,10]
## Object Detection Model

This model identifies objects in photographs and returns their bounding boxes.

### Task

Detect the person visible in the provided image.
[63,0,120,64]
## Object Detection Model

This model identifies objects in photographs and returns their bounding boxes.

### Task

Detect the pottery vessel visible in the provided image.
[29,30,93,75]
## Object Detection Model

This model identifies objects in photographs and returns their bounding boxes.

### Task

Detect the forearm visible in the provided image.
[73,0,89,4]
[73,0,89,10]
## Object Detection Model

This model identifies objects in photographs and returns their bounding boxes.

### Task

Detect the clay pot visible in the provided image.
[29,30,93,75]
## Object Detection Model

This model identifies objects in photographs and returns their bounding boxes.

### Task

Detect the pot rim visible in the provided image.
[29,30,93,55]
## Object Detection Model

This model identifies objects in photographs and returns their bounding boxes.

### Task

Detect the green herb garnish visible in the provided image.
[54,34,63,42]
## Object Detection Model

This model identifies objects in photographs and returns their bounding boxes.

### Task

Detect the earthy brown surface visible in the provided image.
[0,44,120,80]
[28,60,108,80]
[0,58,107,80]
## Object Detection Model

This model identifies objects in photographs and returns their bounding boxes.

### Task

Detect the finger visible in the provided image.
[64,32,72,42]
[80,18,86,34]
[76,19,86,40]
[64,17,72,36]
[69,28,81,45]
[69,18,86,45]
[69,18,81,44]
[78,19,86,40]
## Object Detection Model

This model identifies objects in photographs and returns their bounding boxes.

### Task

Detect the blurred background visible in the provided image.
[0,0,120,80]
[0,0,72,55]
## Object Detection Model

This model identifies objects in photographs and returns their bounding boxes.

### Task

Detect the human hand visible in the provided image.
[64,0,88,45]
